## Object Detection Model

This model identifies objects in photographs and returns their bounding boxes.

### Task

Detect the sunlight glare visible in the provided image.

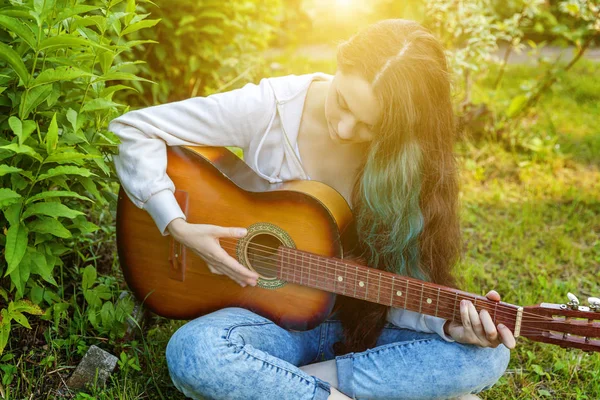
[336,0,354,8]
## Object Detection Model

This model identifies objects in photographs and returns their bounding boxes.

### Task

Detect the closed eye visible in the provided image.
[337,90,349,110]
[337,90,374,131]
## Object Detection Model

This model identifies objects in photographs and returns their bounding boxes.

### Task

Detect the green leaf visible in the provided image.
[0,42,29,86]
[506,94,528,118]
[79,176,106,205]
[46,84,61,107]
[198,25,224,36]
[0,15,37,50]
[54,5,102,23]
[37,165,95,181]
[22,202,84,219]
[99,84,138,98]
[26,216,72,239]
[4,223,28,277]
[28,249,57,286]
[10,299,43,315]
[122,18,161,36]
[71,215,99,234]
[45,113,58,155]
[197,10,227,20]
[0,188,22,208]
[80,98,125,113]
[22,120,37,145]
[20,84,53,120]
[0,288,7,302]
[44,151,100,164]
[92,71,154,84]
[9,251,30,297]
[99,50,115,75]
[100,301,114,327]
[10,312,31,329]
[3,202,22,226]
[0,165,24,177]
[84,284,112,309]
[26,190,92,204]
[80,144,110,176]
[114,39,159,50]
[66,108,79,132]
[30,66,91,88]
[8,117,23,145]
[0,143,43,162]
[82,265,97,291]
[0,312,10,355]
[38,36,111,52]
[532,364,546,376]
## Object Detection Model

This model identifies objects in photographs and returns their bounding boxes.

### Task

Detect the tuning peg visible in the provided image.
[567,292,580,310]
[589,297,600,312]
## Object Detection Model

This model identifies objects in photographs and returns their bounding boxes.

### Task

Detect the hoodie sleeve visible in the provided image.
[108,78,275,236]
[387,307,455,342]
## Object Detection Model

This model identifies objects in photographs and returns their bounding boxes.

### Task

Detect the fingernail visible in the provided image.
[238,229,247,236]
[498,324,505,329]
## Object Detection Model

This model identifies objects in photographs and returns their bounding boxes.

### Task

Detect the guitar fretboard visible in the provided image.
[277,246,519,327]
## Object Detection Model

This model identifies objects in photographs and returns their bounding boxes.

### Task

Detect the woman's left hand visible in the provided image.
[444,290,516,349]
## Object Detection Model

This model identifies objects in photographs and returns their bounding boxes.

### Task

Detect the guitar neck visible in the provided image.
[277,247,520,328]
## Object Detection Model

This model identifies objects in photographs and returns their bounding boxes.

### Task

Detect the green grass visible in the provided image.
[2,57,599,399]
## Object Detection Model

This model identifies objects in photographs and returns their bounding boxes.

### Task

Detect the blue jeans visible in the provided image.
[166,307,510,400]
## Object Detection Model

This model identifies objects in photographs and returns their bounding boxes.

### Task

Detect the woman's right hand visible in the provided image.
[167,218,259,287]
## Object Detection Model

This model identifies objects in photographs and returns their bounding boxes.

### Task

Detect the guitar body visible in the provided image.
[116,146,356,331]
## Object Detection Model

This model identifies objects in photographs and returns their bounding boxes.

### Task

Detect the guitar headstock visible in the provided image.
[522,293,600,353]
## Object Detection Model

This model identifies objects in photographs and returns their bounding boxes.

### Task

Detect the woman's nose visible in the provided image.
[337,115,356,139]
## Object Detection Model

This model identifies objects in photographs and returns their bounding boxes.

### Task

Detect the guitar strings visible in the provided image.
[215,239,563,323]
[207,238,565,324]
[197,241,600,339]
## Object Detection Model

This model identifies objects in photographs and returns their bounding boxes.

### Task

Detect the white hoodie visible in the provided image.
[108,72,454,342]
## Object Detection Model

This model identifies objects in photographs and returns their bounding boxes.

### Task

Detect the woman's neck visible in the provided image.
[304,80,329,133]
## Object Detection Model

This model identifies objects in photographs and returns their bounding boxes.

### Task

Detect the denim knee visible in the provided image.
[165,308,261,398]
[470,344,511,392]
[165,317,225,397]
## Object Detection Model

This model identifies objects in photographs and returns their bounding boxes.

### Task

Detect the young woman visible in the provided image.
[109,19,515,400]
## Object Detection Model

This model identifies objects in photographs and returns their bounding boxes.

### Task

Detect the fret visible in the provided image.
[311,254,320,289]
[294,251,300,284]
[333,259,337,294]
[452,292,458,321]
[306,253,310,288]
[354,266,358,298]
[283,249,288,282]
[377,272,381,304]
[343,263,347,296]
[493,302,498,324]
[435,288,440,317]
[297,252,302,286]
[390,276,395,306]
[404,279,408,310]
[365,269,369,301]
[419,283,424,313]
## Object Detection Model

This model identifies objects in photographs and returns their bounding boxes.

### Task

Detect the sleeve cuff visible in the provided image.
[425,316,455,342]
[143,189,187,236]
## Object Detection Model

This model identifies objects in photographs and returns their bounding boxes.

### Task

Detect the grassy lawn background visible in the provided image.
[3,57,598,399]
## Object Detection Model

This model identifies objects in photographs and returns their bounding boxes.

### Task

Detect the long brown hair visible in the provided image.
[333,19,461,354]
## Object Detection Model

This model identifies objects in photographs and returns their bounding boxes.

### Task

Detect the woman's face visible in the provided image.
[325,70,382,145]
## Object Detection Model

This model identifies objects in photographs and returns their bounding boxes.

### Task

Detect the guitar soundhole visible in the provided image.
[246,233,283,280]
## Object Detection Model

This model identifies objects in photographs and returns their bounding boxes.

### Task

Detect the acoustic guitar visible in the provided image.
[116,146,600,352]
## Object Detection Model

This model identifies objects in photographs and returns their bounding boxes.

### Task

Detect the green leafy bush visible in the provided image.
[119,0,283,106]
[0,0,158,355]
